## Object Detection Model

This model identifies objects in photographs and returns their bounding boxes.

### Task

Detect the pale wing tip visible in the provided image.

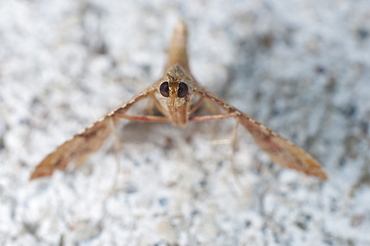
[29,167,53,180]
[306,156,328,180]
[301,165,328,180]
[311,169,328,180]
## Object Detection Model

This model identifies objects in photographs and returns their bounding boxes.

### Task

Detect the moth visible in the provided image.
[30,21,328,180]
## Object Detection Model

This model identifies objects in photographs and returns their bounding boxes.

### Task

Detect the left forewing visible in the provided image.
[197,88,328,180]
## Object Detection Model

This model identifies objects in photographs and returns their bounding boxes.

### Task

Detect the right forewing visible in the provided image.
[30,86,156,180]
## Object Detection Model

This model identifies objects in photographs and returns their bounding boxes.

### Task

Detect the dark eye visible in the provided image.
[159,82,169,97]
[178,82,188,98]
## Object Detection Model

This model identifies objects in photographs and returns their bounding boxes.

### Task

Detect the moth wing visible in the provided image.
[238,113,327,179]
[198,88,328,180]
[30,117,115,179]
[30,87,156,179]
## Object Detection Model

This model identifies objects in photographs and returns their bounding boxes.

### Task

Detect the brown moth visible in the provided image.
[30,21,328,180]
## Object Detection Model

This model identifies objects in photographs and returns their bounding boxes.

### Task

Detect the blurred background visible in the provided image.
[0,0,369,245]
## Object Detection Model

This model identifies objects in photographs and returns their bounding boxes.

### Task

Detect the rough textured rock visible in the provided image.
[1,0,369,245]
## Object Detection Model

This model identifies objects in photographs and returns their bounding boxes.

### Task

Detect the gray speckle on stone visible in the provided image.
[1,0,370,245]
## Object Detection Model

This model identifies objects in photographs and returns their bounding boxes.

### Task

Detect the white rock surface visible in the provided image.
[1,0,370,245]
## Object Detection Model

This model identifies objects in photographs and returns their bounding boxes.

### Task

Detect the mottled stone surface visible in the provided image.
[1,1,369,245]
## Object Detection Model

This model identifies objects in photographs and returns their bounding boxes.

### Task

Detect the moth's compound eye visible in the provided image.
[178,82,188,98]
[159,82,169,97]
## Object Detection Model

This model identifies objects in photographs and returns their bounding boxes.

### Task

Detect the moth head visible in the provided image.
[155,65,195,126]
[159,81,188,99]
[158,65,193,104]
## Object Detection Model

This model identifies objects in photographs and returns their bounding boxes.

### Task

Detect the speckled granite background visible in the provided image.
[1,0,369,245]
